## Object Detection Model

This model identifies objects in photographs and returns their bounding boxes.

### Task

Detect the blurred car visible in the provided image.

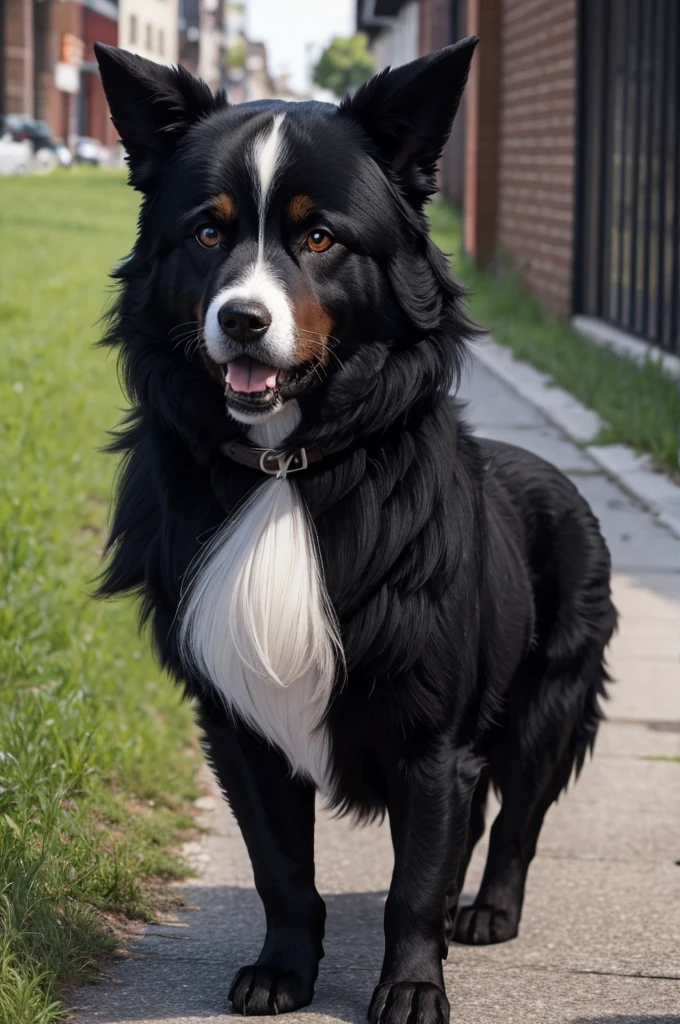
[0,133,32,175]
[74,136,105,166]
[2,114,72,168]
[2,113,32,139]
[33,140,73,171]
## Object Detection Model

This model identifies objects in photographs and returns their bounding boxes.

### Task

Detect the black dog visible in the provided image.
[95,38,616,1024]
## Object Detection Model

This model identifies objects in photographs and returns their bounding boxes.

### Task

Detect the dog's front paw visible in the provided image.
[229,963,314,1015]
[454,903,519,945]
[368,982,449,1024]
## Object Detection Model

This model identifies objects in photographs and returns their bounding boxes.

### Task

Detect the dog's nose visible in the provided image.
[217,301,272,344]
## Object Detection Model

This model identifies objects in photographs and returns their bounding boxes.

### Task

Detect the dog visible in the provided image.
[94,38,616,1024]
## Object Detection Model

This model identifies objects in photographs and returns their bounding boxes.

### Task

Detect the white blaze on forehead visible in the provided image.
[203,111,298,385]
[250,112,287,252]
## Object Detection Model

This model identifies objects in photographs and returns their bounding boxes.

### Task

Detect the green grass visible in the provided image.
[0,168,199,1023]
[429,202,680,474]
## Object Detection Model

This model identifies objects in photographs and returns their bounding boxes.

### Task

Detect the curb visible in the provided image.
[473,337,680,540]
[572,314,680,383]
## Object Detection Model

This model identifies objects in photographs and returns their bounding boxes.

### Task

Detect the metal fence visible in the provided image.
[576,0,680,353]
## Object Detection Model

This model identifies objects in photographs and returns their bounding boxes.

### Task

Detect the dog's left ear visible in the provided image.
[342,38,478,201]
[95,42,221,191]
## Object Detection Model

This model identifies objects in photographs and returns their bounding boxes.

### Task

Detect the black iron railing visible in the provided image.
[576,0,680,353]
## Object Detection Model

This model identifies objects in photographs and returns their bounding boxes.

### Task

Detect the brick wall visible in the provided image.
[35,0,83,139]
[419,0,467,205]
[82,6,119,146]
[496,0,577,317]
[419,0,450,47]
[464,0,502,265]
[3,0,33,114]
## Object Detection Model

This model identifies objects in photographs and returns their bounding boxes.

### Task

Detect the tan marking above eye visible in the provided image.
[196,225,222,248]
[210,193,236,222]
[287,194,315,222]
[307,230,333,253]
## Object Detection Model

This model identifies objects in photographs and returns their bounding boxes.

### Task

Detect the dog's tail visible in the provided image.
[570,658,611,779]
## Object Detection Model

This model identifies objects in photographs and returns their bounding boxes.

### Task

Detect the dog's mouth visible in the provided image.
[222,356,319,413]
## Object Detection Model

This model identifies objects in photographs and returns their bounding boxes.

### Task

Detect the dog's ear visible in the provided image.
[341,38,478,201]
[95,43,222,190]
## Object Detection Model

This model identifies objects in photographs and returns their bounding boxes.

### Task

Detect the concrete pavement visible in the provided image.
[73,358,680,1024]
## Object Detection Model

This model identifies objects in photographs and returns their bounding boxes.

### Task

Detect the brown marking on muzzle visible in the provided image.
[211,193,236,222]
[286,194,315,223]
[293,289,333,365]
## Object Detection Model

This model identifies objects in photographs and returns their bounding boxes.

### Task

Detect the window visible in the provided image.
[145,23,153,50]
[158,28,165,56]
[129,13,137,44]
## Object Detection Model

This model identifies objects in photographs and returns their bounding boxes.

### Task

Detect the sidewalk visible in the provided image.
[73,357,680,1024]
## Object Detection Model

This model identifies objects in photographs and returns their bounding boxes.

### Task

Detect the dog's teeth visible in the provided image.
[277,369,291,383]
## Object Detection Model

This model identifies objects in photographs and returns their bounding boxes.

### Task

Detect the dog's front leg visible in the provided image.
[369,739,479,1024]
[200,704,325,1016]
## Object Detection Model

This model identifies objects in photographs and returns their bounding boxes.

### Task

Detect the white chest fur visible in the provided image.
[178,411,341,791]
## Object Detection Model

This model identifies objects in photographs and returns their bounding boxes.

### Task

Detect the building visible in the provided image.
[1,0,34,118]
[245,40,307,103]
[81,0,119,146]
[197,0,225,93]
[33,0,119,145]
[357,1,466,209]
[178,0,201,75]
[2,0,182,145]
[118,0,179,63]
[358,0,679,356]
[224,0,245,102]
[1,0,118,142]
[358,0,420,69]
[245,40,275,101]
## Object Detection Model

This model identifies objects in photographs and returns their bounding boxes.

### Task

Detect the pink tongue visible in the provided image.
[226,358,279,393]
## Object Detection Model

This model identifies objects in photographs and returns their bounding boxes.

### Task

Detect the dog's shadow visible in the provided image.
[75,887,680,1024]
[75,885,386,1022]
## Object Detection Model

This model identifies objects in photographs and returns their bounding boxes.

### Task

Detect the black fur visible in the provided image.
[95,39,616,1024]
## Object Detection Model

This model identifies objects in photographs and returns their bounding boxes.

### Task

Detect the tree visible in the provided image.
[312,33,374,99]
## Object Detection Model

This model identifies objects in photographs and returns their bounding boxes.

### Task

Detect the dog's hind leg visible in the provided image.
[455,768,490,894]
[454,654,609,946]
[199,701,325,1015]
[444,769,489,947]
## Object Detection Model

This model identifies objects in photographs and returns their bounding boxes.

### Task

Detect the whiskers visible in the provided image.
[296,329,344,372]
[169,319,204,361]
[167,322,342,378]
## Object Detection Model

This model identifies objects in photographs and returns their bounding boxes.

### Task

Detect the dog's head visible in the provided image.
[96,39,477,435]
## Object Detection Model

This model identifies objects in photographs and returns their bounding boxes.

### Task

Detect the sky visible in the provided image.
[246,0,355,95]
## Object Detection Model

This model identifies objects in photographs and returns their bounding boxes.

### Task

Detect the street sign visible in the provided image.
[55,62,80,94]
[60,33,85,66]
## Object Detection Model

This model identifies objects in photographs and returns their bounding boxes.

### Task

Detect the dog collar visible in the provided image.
[220,440,326,478]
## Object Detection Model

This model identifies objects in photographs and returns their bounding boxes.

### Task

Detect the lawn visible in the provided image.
[0,169,199,1023]
[429,202,680,474]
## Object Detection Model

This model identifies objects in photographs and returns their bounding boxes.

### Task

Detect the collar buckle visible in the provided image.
[259,447,309,479]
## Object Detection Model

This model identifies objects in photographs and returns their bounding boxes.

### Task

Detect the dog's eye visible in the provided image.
[196,225,222,249]
[306,230,333,254]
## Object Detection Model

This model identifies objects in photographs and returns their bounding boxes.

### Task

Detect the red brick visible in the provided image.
[495,0,577,316]
[464,0,503,266]
[3,0,33,114]
[418,0,467,205]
